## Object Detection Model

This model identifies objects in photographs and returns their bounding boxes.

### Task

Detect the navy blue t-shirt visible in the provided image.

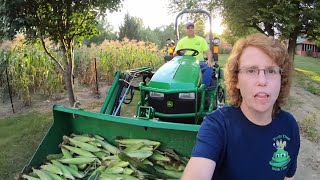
[192,106,300,180]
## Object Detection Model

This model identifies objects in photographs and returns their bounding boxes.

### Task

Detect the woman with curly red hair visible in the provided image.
[182,33,300,180]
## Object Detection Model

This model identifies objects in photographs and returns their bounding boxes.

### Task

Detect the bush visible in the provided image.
[306,48,313,57]
[219,47,231,54]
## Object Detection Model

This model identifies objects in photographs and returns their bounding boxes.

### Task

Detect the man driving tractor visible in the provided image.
[174,22,214,88]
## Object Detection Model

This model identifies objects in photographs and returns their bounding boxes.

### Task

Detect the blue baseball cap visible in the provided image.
[186,22,194,28]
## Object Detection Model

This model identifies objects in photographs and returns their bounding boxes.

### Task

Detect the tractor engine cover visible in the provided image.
[146,56,202,124]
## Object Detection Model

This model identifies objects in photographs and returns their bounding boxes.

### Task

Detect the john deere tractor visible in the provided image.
[20,10,227,178]
[100,9,226,125]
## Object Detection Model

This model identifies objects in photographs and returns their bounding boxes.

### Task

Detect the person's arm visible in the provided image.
[205,49,213,67]
[173,50,185,57]
[173,39,183,56]
[181,157,216,180]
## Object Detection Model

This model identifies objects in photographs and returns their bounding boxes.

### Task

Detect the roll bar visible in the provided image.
[174,9,213,52]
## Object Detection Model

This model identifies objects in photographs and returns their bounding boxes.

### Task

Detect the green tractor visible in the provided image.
[101,9,226,125]
[20,9,227,178]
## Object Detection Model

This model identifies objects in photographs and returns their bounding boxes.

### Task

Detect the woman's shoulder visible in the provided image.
[205,105,240,123]
[276,110,299,128]
[277,110,297,122]
[208,105,239,116]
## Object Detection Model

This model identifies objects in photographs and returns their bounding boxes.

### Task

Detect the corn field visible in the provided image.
[75,38,164,85]
[0,35,64,105]
[0,35,164,106]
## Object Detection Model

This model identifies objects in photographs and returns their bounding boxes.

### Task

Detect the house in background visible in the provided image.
[295,36,319,57]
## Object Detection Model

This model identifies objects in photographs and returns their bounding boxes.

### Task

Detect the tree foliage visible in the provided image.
[0,0,122,106]
[83,18,118,46]
[168,0,320,61]
[139,26,175,48]
[219,0,320,60]
[118,12,143,40]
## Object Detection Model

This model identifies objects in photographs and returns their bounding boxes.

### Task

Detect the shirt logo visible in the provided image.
[269,135,291,171]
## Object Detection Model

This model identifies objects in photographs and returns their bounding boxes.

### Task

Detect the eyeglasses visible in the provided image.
[237,66,283,78]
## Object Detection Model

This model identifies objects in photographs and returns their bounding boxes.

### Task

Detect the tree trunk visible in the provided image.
[64,67,76,106]
[287,32,298,62]
[64,40,76,107]
[41,36,76,107]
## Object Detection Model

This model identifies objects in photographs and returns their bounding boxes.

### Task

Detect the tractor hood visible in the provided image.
[147,56,201,90]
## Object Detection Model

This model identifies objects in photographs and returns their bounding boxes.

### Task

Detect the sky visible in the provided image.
[107,0,173,30]
[107,0,224,34]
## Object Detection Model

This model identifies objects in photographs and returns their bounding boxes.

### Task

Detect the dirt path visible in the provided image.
[1,81,319,179]
[288,83,320,180]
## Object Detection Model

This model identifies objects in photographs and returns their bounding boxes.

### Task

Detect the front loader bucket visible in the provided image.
[22,105,200,174]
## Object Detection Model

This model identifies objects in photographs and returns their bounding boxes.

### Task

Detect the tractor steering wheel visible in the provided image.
[176,48,199,56]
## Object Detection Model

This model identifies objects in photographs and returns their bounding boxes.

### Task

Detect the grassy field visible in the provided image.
[0,54,319,179]
[293,56,320,95]
[0,111,52,179]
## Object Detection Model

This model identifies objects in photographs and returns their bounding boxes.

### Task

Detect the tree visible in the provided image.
[194,19,206,38]
[0,0,122,106]
[168,0,320,61]
[221,26,259,45]
[139,24,175,48]
[83,18,118,46]
[154,24,175,48]
[218,0,320,61]
[118,12,144,41]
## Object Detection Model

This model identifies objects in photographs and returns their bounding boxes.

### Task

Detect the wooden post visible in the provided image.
[94,57,99,97]
[5,55,14,113]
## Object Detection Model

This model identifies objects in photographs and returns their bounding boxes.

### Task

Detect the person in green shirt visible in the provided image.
[174,22,214,88]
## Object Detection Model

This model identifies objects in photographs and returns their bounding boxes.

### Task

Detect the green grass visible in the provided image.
[217,54,228,66]
[293,56,320,95]
[298,113,320,143]
[0,111,52,180]
[283,96,301,111]
[294,55,320,74]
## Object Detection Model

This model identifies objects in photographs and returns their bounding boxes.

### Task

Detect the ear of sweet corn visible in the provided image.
[62,145,96,157]
[154,167,183,179]
[58,157,97,165]
[116,139,160,147]
[22,174,40,180]
[63,136,101,152]
[60,148,78,171]
[126,150,153,160]
[71,133,96,142]
[95,138,119,155]
[104,166,124,174]
[41,170,64,180]
[150,150,171,162]
[64,165,85,178]
[40,163,63,175]
[32,168,53,180]
[50,160,75,180]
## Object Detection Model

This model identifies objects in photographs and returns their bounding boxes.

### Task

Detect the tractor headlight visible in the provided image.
[149,92,164,98]
[179,93,195,100]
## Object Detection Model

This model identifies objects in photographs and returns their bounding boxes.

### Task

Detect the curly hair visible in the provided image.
[224,33,293,116]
